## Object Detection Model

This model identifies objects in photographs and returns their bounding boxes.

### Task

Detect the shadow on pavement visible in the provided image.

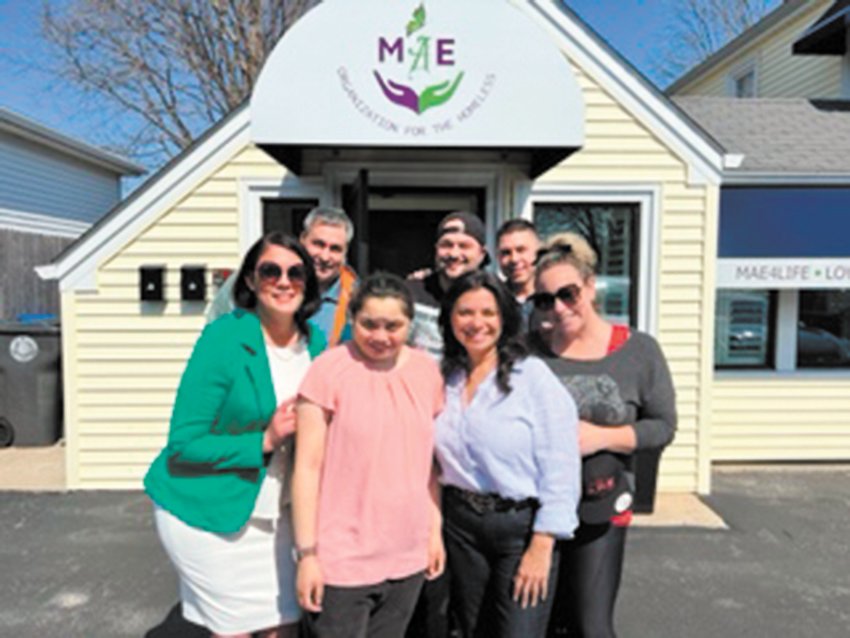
[145,603,209,638]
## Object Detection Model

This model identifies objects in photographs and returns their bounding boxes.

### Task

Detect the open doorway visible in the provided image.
[343,184,485,276]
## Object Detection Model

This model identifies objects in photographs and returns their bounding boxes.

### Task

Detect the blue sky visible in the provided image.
[0,0,776,158]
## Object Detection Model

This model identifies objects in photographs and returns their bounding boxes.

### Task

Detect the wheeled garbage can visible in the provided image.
[0,322,62,447]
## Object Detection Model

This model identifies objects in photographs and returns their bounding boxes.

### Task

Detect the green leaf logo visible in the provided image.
[406,3,426,36]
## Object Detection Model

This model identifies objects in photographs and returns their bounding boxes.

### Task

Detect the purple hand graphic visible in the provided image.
[374,71,419,114]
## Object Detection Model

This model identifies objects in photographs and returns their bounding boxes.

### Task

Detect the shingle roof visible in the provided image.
[673,96,850,175]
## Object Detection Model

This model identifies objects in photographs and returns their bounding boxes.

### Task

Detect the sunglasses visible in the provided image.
[532,284,581,311]
[256,262,306,285]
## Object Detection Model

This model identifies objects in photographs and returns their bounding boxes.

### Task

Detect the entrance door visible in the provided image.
[355,187,485,276]
[342,169,370,275]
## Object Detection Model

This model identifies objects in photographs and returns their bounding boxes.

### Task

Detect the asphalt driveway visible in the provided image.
[1,466,848,637]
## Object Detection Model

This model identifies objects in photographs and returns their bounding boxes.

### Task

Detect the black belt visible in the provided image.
[445,485,538,515]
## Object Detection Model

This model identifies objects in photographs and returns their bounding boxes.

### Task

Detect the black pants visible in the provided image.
[547,522,627,638]
[405,571,451,638]
[305,571,425,638]
[443,488,558,638]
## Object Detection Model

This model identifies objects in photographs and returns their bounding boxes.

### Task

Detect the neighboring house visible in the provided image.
[669,0,848,99]
[0,107,144,320]
[668,0,850,463]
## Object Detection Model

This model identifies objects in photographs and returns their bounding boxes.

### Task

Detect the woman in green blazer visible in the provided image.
[145,233,326,638]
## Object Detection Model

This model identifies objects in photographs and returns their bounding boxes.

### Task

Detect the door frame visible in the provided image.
[323,161,520,257]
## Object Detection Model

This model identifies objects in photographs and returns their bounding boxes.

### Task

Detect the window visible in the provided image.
[733,70,756,98]
[715,289,775,368]
[533,202,639,326]
[797,290,850,368]
[262,198,319,235]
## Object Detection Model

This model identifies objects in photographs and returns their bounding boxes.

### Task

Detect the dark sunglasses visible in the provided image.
[256,262,306,284]
[532,284,581,311]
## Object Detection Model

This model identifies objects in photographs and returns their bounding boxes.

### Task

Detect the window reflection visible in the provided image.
[797,290,850,368]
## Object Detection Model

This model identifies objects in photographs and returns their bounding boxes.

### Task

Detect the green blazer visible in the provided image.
[144,309,326,534]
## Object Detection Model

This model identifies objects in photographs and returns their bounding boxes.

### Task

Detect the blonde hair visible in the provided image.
[535,232,597,281]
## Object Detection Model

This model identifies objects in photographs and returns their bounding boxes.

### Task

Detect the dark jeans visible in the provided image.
[443,488,559,638]
[547,522,627,638]
[305,571,425,638]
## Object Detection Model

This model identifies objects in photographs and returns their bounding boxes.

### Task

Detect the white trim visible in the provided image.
[525,1,727,186]
[239,176,330,253]
[520,182,661,336]
[321,160,508,252]
[842,29,850,98]
[723,154,746,169]
[0,207,90,238]
[716,369,850,380]
[775,289,799,372]
[722,172,850,186]
[39,108,251,290]
[717,258,850,289]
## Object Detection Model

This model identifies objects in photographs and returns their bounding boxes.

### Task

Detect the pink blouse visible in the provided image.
[298,343,444,587]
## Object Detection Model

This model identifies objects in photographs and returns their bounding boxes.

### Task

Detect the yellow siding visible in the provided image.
[65,58,715,493]
[678,0,842,99]
[65,146,286,489]
[537,63,716,493]
[712,377,850,461]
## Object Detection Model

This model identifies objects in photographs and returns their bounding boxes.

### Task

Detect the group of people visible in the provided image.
[144,206,677,638]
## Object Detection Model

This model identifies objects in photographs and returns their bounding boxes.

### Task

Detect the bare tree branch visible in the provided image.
[41,0,320,167]
[652,0,778,87]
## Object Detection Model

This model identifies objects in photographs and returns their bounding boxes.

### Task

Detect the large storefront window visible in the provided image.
[715,289,775,368]
[533,202,638,326]
[797,290,850,368]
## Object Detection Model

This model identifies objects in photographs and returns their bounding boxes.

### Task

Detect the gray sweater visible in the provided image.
[534,331,677,452]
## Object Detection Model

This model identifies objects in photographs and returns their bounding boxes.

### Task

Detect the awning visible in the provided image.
[793,0,850,56]
[250,0,585,177]
[717,187,850,289]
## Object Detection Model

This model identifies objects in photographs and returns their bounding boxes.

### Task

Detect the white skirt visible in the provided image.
[154,505,301,635]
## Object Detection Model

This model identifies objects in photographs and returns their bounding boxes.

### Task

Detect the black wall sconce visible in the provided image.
[140,265,165,301]
[181,265,207,301]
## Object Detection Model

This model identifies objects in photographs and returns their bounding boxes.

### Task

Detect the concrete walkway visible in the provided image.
[0,443,65,490]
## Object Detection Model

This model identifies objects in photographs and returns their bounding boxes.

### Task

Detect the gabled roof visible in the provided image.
[0,107,145,176]
[675,96,850,182]
[41,0,733,291]
[667,0,814,95]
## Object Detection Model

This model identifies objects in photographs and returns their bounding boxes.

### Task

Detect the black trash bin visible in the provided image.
[0,322,62,447]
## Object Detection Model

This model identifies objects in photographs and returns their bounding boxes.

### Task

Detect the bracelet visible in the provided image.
[291,544,318,563]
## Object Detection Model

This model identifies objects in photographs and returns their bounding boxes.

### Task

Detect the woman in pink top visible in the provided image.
[292,272,445,638]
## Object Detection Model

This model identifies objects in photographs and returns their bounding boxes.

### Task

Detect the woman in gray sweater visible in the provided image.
[530,233,677,638]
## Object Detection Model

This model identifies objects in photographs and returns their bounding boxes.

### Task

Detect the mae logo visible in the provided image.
[374,3,464,115]
[336,1,496,138]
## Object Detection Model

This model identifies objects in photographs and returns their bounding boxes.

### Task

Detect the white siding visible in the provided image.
[0,130,121,224]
